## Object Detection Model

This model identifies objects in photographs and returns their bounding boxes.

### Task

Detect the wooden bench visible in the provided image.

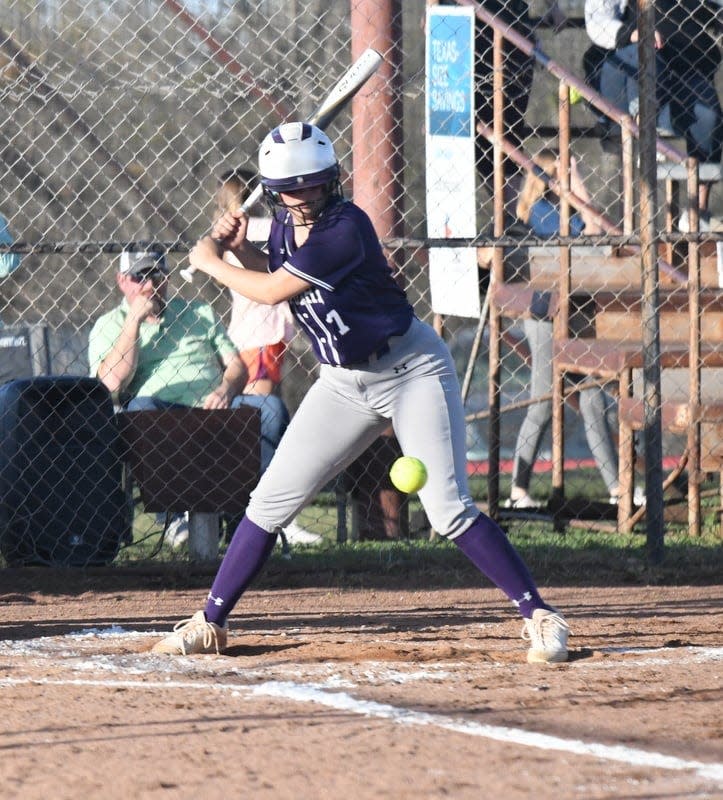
[490,238,723,534]
[117,407,260,561]
[550,279,723,535]
[617,397,723,534]
[487,245,649,516]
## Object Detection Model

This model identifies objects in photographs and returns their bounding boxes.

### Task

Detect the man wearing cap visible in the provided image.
[88,250,259,547]
[89,251,247,411]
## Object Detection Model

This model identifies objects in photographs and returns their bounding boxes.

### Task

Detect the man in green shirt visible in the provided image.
[88,251,246,409]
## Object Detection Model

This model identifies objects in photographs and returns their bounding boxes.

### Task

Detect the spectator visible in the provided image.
[506,150,620,508]
[88,250,275,547]
[585,0,723,230]
[0,212,21,287]
[214,168,320,545]
[216,168,294,403]
[430,0,568,219]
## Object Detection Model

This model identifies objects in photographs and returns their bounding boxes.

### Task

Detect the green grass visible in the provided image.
[3,471,721,588]
[2,525,720,593]
[105,520,723,590]
[256,530,723,588]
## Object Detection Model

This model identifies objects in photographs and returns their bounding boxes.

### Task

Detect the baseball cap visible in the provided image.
[119,250,168,276]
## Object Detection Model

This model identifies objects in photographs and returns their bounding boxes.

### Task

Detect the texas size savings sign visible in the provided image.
[425,5,479,319]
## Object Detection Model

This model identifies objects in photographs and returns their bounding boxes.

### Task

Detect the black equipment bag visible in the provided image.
[0,376,130,566]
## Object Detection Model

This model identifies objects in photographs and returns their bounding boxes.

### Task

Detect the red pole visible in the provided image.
[349,0,407,541]
[350,0,404,241]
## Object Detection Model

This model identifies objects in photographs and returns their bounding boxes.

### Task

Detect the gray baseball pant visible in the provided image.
[246,317,480,539]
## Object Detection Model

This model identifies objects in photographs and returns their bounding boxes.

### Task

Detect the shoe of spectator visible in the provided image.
[522,608,570,664]
[165,513,189,548]
[593,119,622,155]
[609,486,646,506]
[677,210,723,233]
[592,118,612,139]
[504,490,541,510]
[152,610,227,655]
[284,519,323,545]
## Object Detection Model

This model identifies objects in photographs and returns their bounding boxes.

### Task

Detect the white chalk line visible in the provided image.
[1,632,721,782]
[1,673,721,783]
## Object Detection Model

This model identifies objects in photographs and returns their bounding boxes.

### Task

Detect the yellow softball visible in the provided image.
[389,456,428,494]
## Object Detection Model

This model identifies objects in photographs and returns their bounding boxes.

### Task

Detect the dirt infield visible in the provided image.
[1,571,721,799]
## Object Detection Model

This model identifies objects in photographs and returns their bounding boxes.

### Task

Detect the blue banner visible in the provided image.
[427,11,474,138]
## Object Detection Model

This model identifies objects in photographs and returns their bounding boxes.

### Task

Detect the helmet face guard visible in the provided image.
[262,165,340,193]
[259,122,342,220]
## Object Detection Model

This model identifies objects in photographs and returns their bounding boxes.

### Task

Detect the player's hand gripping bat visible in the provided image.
[180,47,384,282]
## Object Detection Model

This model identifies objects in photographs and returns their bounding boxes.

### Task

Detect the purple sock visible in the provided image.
[204,516,277,626]
[454,513,548,618]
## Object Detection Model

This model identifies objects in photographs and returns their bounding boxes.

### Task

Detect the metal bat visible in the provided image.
[180,47,384,282]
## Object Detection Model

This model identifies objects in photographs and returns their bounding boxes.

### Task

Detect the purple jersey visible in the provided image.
[267,199,414,366]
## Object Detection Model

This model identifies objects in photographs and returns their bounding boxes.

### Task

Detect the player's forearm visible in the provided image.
[226,241,269,272]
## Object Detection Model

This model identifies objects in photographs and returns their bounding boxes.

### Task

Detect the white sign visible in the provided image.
[425,4,479,318]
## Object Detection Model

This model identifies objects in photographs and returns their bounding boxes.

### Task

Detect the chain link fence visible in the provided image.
[1,0,721,566]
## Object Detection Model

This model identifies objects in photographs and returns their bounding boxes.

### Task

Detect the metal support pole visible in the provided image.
[637,0,665,563]
[487,27,505,519]
[551,81,572,514]
[461,289,491,403]
[686,158,702,536]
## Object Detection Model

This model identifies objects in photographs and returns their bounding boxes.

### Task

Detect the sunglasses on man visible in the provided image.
[127,268,167,284]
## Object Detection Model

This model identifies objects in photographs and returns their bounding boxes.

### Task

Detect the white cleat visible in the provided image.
[522,608,570,663]
[152,610,228,655]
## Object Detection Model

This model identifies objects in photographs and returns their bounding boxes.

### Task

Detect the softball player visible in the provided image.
[153,122,569,663]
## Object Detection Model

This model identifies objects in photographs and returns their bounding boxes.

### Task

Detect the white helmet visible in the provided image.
[259,122,339,192]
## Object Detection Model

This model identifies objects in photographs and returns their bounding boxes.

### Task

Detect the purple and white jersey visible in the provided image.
[267,199,414,366]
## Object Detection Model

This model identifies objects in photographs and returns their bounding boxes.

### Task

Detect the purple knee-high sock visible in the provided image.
[204,516,277,626]
[453,513,549,618]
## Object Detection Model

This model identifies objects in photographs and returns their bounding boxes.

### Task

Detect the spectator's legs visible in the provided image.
[579,386,619,497]
[599,45,639,122]
[231,393,290,473]
[668,70,723,214]
[511,319,553,494]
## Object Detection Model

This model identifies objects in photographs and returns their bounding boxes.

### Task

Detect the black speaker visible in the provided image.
[0,324,52,386]
[0,377,131,566]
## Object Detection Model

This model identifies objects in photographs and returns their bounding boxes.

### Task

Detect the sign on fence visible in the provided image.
[425,4,480,319]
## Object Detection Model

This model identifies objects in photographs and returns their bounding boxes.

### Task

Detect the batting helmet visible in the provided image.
[258,122,339,192]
